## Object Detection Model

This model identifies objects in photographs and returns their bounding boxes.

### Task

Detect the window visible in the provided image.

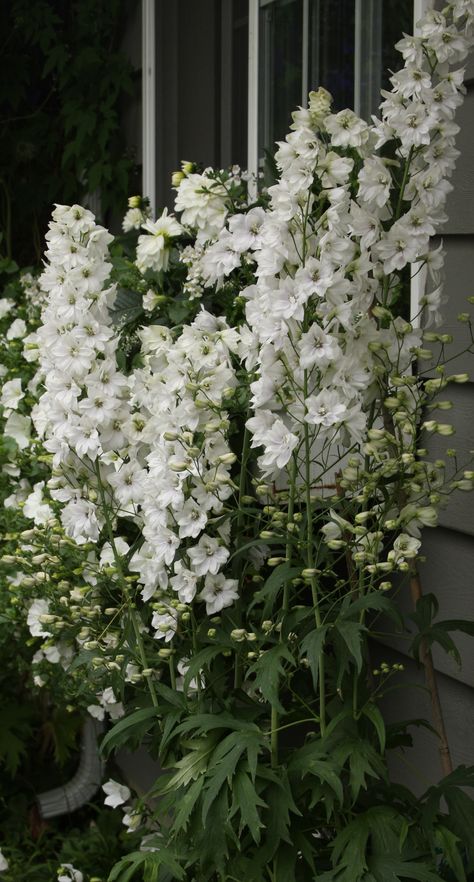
[248,0,414,179]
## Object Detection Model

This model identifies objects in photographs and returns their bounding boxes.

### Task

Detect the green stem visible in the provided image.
[283,455,298,611]
[94,461,159,709]
[303,372,326,736]
[270,705,279,769]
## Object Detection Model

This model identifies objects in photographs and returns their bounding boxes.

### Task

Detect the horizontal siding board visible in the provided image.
[374,527,474,687]
[371,645,474,792]
[444,84,474,234]
[420,384,474,536]
[420,236,474,377]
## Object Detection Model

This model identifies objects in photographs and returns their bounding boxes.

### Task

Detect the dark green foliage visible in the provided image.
[0,0,138,267]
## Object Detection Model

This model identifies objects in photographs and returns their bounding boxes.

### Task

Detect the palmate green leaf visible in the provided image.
[434,825,466,882]
[201,729,264,822]
[333,738,385,801]
[0,704,34,775]
[249,562,301,616]
[331,807,404,882]
[301,626,329,690]
[182,645,226,693]
[171,776,205,834]
[230,768,267,844]
[362,703,386,753]
[109,287,144,327]
[163,736,217,792]
[253,776,301,868]
[100,706,160,757]
[248,643,295,714]
[173,712,261,737]
[108,847,184,882]
[367,856,444,882]
[335,619,367,672]
[344,592,404,629]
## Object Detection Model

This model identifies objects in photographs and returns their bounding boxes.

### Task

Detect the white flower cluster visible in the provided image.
[126,310,240,633]
[174,167,239,244]
[173,165,245,298]
[33,204,128,544]
[237,1,474,480]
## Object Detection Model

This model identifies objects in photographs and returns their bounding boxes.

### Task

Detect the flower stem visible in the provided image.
[94,461,159,709]
[303,373,326,736]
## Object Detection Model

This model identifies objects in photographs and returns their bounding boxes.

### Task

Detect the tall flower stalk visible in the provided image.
[3,2,474,879]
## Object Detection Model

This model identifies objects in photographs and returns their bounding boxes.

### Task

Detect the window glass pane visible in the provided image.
[231,0,249,169]
[381,0,413,90]
[309,0,355,112]
[358,0,413,120]
[258,0,303,163]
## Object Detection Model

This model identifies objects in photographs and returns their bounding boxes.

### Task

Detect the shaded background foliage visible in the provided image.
[0,0,139,268]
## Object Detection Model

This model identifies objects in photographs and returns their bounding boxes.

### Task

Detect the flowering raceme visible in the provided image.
[11,3,474,876]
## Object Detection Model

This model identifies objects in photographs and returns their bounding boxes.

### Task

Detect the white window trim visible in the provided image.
[142,0,156,216]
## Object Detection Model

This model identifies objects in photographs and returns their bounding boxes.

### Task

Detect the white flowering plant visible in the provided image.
[3,2,474,880]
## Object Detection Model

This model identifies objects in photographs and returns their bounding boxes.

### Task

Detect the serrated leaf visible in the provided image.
[171,776,205,834]
[368,856,444,882]
[434,825,466,882]
[248,644,295,714]
[231,769,267,843]
[301,626,328,691]
[100,706,160,757]
[182,645,224,694]
[335,619,366,672]
[249,562,301,616]
[164,736,216,791]
[108,847,184,882]
[362,703,386,753]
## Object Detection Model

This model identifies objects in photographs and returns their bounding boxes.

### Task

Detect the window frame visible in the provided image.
[141,0,430,319]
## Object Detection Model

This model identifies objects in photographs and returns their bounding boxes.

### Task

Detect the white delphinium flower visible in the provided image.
[136,208,182,273]
[23,481,54,526]
[199,574,239,615]
[0,848,8,872]
[103,779,132,808]
[57,865,83,882]
[33,204,133,545]
[0,299,14,319]
[6,317,27,339]
[174,169,236,243]
[87,686,124,721]
[188,535,229,577]
[0,378,24,413]
[27,598,52,638]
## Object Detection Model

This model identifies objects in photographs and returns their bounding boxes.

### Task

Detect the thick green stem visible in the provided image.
[283,455,298,611]
[94,461,159,709]
[270,705,279,769]
[303,374,326,736]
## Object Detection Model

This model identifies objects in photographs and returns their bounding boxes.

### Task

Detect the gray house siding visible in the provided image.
[376,42,474,788]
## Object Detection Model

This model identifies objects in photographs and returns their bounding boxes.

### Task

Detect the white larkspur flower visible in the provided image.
[57,864,83,882]
[0,378,24,412]
[199,573,239,615]
[136,209,183,273]
[305,390,348,430]
[103,779,132,808]
[6,317,27,339]
[188,534,229,576]
[27,599,52,638]
[0,848,9,872]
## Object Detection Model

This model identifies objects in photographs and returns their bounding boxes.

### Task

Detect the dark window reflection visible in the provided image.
[258,0,303,159]
[231,0,249,168]
[309,0,355,112]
